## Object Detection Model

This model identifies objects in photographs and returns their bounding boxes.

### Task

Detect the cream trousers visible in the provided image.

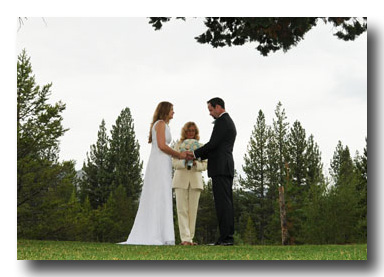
[175,187,202,243]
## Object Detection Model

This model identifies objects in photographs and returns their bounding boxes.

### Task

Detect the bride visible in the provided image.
[119,101,189,245]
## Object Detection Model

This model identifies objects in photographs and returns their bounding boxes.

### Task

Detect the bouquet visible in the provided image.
[179,139,202,170]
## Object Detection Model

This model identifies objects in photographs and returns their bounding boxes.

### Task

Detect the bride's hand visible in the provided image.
[179,151,187,159]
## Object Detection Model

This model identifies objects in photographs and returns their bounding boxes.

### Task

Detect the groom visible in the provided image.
[187,97,237,246]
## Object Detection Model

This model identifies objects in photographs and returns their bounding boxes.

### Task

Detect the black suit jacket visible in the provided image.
[194,113,236,178]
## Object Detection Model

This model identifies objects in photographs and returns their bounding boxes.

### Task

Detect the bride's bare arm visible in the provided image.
[156,121,187,159]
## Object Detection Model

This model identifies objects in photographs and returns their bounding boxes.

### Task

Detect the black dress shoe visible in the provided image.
[219,241,233,246]
[207,241,234,246]
[206,241,220,246]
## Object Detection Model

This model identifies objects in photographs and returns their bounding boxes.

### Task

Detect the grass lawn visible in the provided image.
[17,240,367,260]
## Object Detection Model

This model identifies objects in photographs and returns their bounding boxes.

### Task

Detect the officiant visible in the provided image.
[172,122,207,246]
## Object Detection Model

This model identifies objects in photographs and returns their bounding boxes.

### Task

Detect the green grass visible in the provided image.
[17,240,367,260]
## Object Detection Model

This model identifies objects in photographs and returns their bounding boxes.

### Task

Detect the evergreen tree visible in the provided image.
[93,199,115,242]
[328,142,359,243]
[301,134,326,244]
[195,179,218,244]
[17,50,76,239]
[61,189,83,241]
[264,127,281,244]
[90,189,133,243]
[285,121,325,244]
[272,102,291,243]
[109,107,143,201]
[149,17,367,56]
[243,216,257,245]
[242,110,269,244]
[273,101,289,188]
[232,186,249,244]
[301,180,328,244]
[354,138,367,241]
[77,196,95,242]
[81,119,112,208]
[107,184,136,242]
[17,49,67,163]
[285,120,308,244]
[287,121,307,188]
[305,134,324,186]
[79,108,143,241]
[330,141,344,185]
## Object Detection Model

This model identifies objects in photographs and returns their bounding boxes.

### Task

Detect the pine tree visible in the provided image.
[93,197,115,242]
[81,119,112,208]
[77,196,95,241]
[301,180,328,244]
[330,141,345,185]
[287,121,307,188]
[305,135,324,186]
[273,102,289,188]
[109,107,143,201]
[195,179,218,244]
[17,50,76,239]
[62,189,83,241]
[328,142,359,243]
[242,110,269,244]
[301,134,326,244]
[272,102,290,243]
[149,17,367,56]
[107,184,136,242]
[243,216,257,245]
[17,49,67,163]
[285,120,308,243]
[264,127,282,244]
[354,138,367,241]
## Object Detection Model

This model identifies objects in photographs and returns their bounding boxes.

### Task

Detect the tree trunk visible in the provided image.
[279,186,289,245]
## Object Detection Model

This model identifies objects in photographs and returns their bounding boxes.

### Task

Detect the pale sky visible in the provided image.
[16,17,367,180]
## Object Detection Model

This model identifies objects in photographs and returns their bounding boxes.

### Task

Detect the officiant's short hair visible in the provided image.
[208,97,225,109]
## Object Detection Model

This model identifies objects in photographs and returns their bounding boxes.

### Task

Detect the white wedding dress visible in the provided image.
[119,120,175,245]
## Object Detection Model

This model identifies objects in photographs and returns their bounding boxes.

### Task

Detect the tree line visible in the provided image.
[17,50,367,244]
[236,105,367,244]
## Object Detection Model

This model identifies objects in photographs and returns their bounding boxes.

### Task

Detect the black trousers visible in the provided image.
[212,175,234,243]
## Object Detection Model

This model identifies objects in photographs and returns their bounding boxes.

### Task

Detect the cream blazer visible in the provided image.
[172,140,208,190]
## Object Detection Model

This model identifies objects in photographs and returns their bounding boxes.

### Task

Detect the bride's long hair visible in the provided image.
[148,101,173,143]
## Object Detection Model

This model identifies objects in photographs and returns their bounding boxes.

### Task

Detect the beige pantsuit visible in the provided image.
[172,141,207,243]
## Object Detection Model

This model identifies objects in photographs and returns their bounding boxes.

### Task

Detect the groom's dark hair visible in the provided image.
[208,97,225,109]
